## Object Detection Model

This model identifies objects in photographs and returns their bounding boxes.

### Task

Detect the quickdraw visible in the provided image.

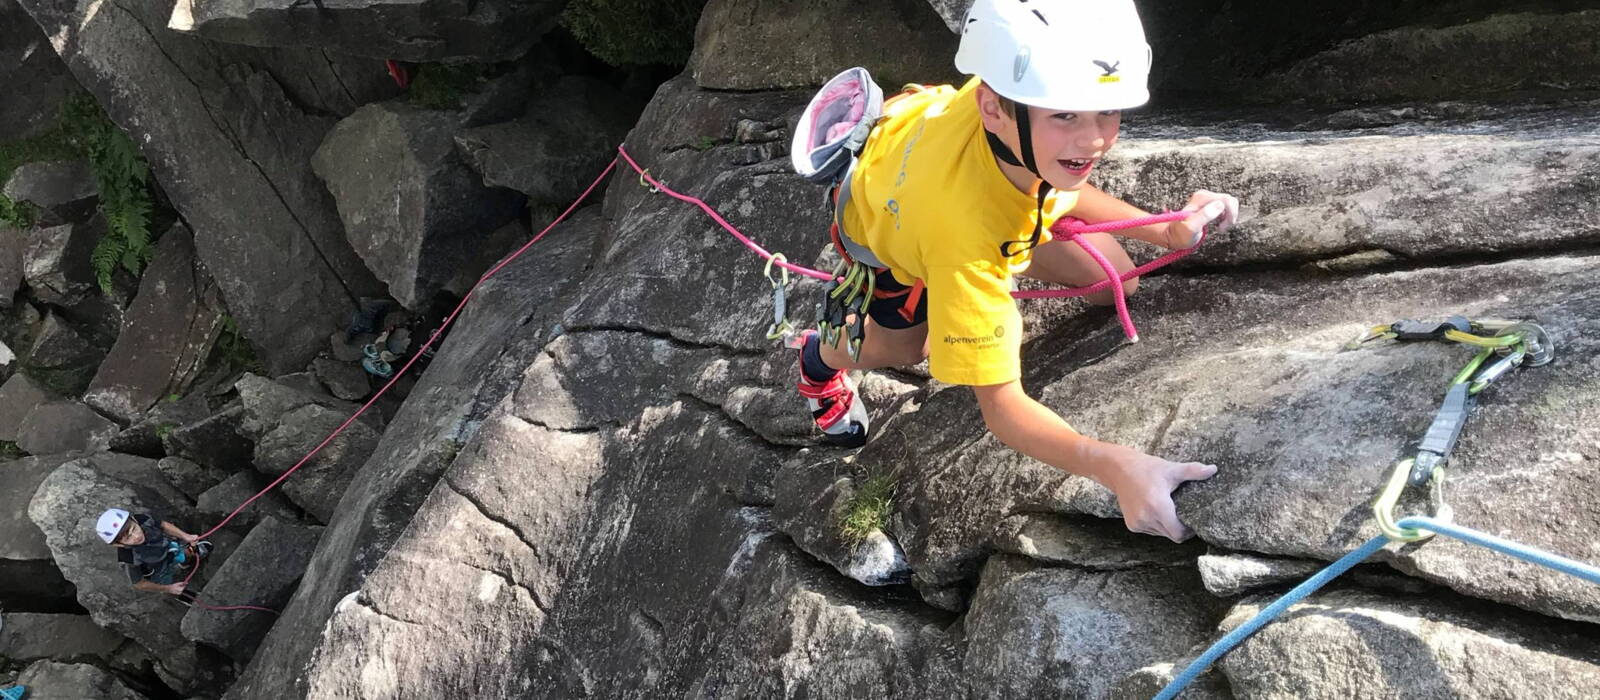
[1347,316,1555,540]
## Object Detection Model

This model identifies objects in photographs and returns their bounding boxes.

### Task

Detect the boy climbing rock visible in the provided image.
[95,508,209,601]
[794,0,1239,542]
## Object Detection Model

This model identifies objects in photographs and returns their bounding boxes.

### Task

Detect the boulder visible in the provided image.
[17,0,386,373]
[14,660,149,700]
[455,76,639,204]
[312,102,523,310]
[1,160,97,226]
[0,455,78,612]
[195,471,301,529]
[83,226,226,422]
[1094,107,1600,268]
[252,403,382,523]
[26,456,223,692]
[21,218,100,308]
[172,0,563,63]
[0,372,53,441]
[234,373,373,440]
[962,556,1226,698]
[690,0,959,90]
[106,394,213,458]
[15,400,117,456]
[161,403,254,472]
[19,313,104,397]
[153,456,230,501]
[1197,551,1325,598]
[181,516,319,661]
[311,357,369,401]
[690,531,962,699]
[83,226,225,421]
[1218,590,1600,698]
[0,612,126,663]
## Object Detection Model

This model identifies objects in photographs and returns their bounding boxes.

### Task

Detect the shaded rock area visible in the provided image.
[108,395,213,459]
[181,516,319,662]
[162,403,254,472]
[18,0,385,373]
[19,312,106,396]
[83,226,226,422]
[22,219,100,309]
[195,472,301,529]
[0,372,52,441]
[0,612,126,664]
[313,103,523,310]
[689,0,958,90]
[175,0,564,63]
[15,400,117,455]
[2,160,98,226]
[0,0,81,139]
[0,455,79,613]
[15,660,149,700]
[455,76,637,205]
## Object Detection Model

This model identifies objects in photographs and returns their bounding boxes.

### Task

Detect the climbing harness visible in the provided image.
[1154,318,1588,700]
[1346,316,1554,540]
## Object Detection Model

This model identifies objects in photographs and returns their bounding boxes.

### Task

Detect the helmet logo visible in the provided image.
[1013,46,1032,83]
[1094,59,1122,84]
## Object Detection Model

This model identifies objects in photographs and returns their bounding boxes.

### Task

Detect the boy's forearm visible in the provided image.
[973,382,1134,483]
[160,521,191,539]
[133,580,165,593]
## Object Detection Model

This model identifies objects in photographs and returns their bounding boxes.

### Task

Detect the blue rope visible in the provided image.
[1395,516,1600,585]
[1154,516,1600,699]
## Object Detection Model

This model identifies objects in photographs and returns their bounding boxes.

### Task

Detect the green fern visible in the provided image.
[91,234,126,293]
[58,96,157,293]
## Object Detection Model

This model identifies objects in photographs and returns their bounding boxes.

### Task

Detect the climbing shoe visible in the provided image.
[796,331,870,448]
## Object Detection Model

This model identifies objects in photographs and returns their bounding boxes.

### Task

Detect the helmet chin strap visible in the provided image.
[987,103,1052,258]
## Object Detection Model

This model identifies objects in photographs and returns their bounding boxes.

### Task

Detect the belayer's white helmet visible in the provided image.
[96,508,130,544]
[955,0,1152,112]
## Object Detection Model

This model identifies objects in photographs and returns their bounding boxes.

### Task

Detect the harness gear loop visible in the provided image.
[764,254,800,347]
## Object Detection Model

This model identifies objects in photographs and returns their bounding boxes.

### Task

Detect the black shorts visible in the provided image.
[866,268,927,330]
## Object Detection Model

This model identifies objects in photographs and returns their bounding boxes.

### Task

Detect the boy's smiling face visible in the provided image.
[977,84,1122,192]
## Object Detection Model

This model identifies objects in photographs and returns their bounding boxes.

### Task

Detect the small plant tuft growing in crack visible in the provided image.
[838,471,896,546]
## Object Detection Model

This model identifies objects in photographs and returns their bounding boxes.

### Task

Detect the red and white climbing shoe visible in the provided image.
[796,332,870,448]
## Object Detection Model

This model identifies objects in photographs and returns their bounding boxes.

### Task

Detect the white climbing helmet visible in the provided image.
[955,0,1152,112]
[96,508,130,544]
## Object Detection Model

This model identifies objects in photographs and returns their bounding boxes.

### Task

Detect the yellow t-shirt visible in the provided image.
[841,77,1078,386]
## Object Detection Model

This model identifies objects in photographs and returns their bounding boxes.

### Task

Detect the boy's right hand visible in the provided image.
[165,582,187,596]
[1101,452,1217,542]
[1164,190,1240,249]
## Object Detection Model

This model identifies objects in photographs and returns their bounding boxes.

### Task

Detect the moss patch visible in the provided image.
[0,440,26,460]
[409,64,488,110]
[561,0,709,67]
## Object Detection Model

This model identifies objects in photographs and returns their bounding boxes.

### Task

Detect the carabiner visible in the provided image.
[1374,457,1452,542]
